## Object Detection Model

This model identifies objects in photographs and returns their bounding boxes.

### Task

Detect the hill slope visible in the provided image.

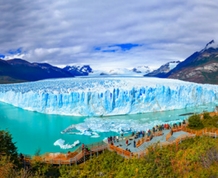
[167,47,218,84]
[145,61,180,78]
[0,58,73,83]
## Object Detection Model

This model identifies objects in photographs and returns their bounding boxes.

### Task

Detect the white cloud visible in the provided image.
[4,53,26,60]
[0,0,218,70]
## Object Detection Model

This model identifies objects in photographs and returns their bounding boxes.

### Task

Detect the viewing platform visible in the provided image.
[27,119,218,165]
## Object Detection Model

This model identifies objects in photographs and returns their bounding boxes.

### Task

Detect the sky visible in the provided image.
[0,0,218,70]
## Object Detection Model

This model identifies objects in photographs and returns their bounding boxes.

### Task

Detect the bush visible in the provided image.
[203,112,212,120]
[0,130,18,164]
[188,114,204,130]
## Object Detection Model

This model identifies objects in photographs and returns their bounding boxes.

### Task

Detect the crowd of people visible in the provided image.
[106,120,187,149]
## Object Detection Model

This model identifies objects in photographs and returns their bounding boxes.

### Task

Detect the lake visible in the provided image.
[0,101,216,155]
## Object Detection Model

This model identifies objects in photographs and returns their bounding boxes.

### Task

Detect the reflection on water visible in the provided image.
[0,102,216,155]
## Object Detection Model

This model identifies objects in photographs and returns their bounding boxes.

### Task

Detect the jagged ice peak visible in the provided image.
[0,77,217,116]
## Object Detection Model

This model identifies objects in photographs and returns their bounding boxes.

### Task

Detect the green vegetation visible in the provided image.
[188,112,218,130]
[0,130,18,163]
[2,113,218,177]
[188,114,204,130]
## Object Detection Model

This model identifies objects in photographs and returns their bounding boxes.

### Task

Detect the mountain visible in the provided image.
[99,66,151,76]
[145,40,218,84]
[132,66,151,74]
[145,61,180,78]
[100,68,135,76]
[167,41,218,84]
[0,58,73,83]
[63,65,93,76]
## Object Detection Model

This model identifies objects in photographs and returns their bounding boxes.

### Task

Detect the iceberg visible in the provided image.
[54,139,80,149]
[0,77,217,116]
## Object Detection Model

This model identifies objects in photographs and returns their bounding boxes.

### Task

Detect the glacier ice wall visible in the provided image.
[0,77,218,116]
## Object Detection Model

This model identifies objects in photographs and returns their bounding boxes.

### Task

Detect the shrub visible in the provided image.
[203,112,212,120]
[0,130,18,164]
[188,114,204,130]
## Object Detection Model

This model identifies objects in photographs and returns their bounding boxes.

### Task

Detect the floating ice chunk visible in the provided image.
[72,140,80,147]
[62,116,186,138]
[54,139,80,149]
[91,132,100,138]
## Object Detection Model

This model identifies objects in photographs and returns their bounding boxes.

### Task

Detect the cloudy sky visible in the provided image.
[0,0,218,70]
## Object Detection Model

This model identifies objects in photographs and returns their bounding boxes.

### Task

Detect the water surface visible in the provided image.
[0,102,215,155]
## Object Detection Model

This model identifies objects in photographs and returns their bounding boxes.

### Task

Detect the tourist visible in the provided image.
[142,131,145,137]
[156,125,159,132]
[107,136,110,144]
[159,125,162,131]
[113,136,116,143]
[148,129,151,137]
[126,139,128,146]
[121,133,123,140]
[116,135,119,142]
[152,127,155,133]
[82,143,85,151]
[134,140,136,147]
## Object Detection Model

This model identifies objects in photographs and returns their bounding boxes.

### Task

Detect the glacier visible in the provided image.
[0,77,218,116]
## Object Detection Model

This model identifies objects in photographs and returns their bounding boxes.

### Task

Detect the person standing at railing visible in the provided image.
[152,127,155,134]
[113,136,116,143]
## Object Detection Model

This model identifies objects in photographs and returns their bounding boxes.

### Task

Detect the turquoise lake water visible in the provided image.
[0,101,216,156]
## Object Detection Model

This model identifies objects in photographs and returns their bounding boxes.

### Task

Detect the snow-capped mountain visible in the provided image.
[145,40,218,84]
[145,61,180,78]
[63,65,93,76]
[0,58,73,83]
[167,40,218,84]
[132,66,151,74]
[98,66,151,76]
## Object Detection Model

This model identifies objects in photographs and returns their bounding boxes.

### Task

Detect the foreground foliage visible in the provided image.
[58,137,218,178]
[188,112,218,130]
[1,136,218,177]
[2,113,218,177]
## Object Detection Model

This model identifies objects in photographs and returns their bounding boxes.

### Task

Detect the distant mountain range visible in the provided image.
[99,66,151,76]
[63,65,93,76]
[1,40,218,84]
[0,58,73,83]
[145,40,218,84]
[0,58,151,83]
[145,61,180,78]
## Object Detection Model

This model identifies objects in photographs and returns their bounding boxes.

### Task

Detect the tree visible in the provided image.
[203,112,212,120]
[0,130,18,163]
[188,114,204,130]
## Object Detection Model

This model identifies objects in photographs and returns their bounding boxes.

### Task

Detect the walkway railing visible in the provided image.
[31,123,218,164]
[40,141,107,165]
[108,144,132,158]
[182,127,218,138]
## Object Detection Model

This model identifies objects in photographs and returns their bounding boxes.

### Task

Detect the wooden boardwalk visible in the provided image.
[40,142,108,165]
[31,122,218,165]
